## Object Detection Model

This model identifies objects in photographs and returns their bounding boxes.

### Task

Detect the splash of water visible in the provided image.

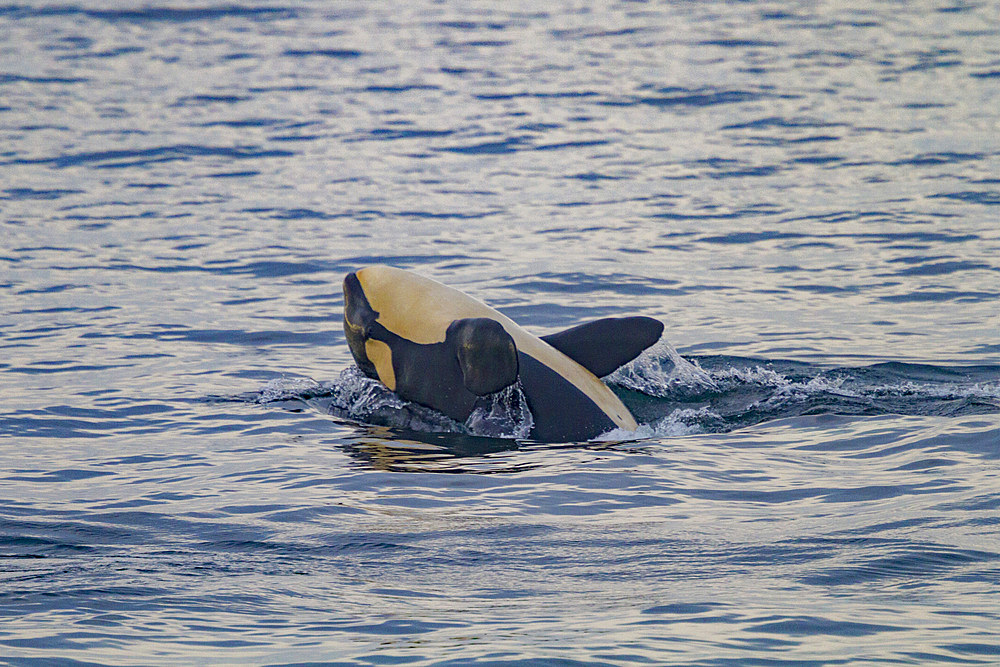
[604,337,717,396]
[327,366,405,413]
[254,376,325,403]
[465,381,534,439]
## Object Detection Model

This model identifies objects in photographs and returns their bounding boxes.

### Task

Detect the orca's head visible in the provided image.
[446,317,518,396]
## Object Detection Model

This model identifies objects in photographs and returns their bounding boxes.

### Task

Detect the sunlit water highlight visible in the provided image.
[2,1,1000,665]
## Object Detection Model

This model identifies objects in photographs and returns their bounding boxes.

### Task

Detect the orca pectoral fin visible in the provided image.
[541,316,664,378]
[448,318,519,396]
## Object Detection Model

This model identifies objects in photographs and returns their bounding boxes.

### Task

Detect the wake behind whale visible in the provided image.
[254,347,1000,443]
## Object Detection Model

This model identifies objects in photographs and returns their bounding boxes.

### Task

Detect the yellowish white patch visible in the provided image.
[364,339,396,391]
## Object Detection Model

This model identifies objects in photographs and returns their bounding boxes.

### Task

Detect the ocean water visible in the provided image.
[2,1,1000,665]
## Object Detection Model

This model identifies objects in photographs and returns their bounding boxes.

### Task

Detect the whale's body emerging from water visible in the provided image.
[342,265,663,442]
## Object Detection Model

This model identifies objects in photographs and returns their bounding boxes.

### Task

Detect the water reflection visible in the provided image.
[337,427,526,473]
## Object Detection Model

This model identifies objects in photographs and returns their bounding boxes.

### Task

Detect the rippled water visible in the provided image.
[3,2,1000,665]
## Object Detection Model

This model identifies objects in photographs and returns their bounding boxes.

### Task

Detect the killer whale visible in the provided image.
[342,265,663,442]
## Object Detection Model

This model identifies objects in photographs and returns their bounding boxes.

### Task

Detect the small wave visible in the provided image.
[685,358,1000,431]
[605,352,1000,435]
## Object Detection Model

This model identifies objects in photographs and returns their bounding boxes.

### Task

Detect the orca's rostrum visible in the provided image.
[343,265,663,442]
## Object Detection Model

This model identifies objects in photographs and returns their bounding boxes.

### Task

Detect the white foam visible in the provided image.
[868,380,1000,400]
[710,365,790,388]
[775,375,859,399]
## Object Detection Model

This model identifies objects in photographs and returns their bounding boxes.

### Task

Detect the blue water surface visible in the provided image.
[2,1,1000,665]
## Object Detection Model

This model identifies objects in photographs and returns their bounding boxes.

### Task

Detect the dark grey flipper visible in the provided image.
[541,316,664,378]
[448,318,519,396]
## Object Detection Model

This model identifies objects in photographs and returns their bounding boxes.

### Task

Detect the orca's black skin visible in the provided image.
[516,352,617,441]
[342,271,662,442]
[541,317,664,378]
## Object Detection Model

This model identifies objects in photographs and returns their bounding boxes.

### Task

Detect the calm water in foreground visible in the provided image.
[2,2,1000,665]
